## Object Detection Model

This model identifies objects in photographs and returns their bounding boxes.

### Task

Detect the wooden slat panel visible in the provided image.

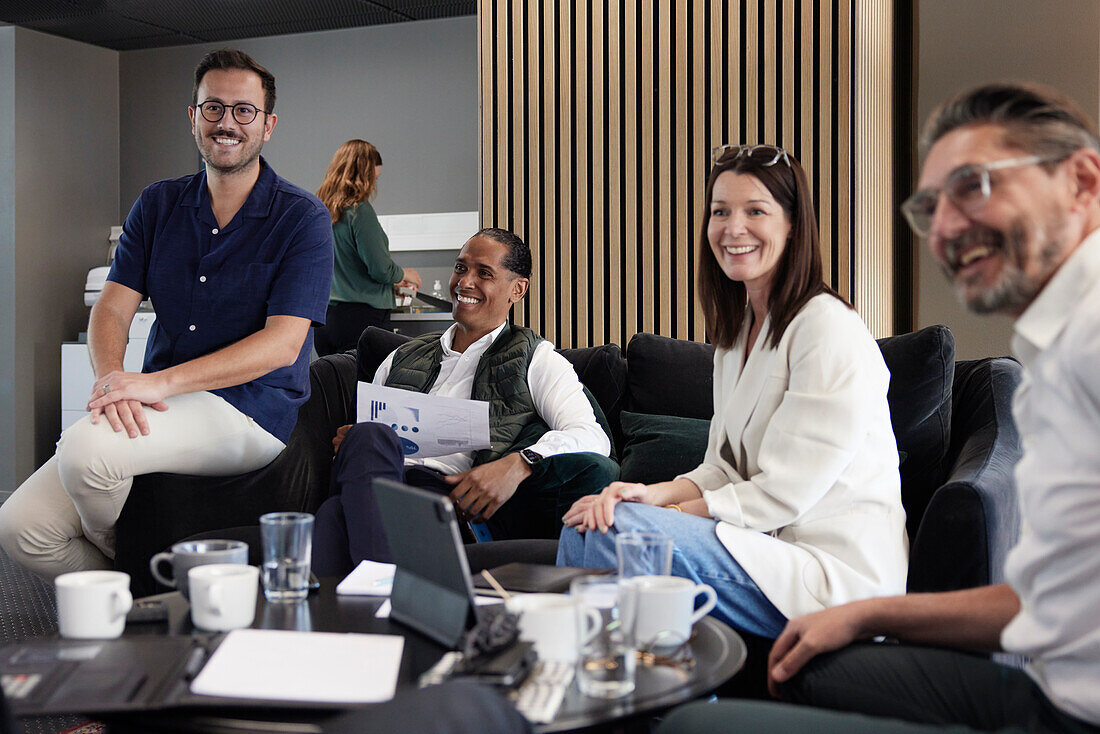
[762,0,776,143]
[623,0,638,345]
[481,0,903,347]
[494,0,509,228]
[558,0,573,347]
[675,0,690,339]
[639,0,655,336]
[510,0,524,241]
[524,0,541,332]
[744,0,758,143]
[580,0,596,346]
[607,0,621,347]
[479,0,493,224]
[818,0,834,288]
[695,0,712,342]
[836,0,851,302]
[782,0,795,148]
[591,0,606,347]
[800,0,815,197]
[541,0,558,342]
[657,0,672,336]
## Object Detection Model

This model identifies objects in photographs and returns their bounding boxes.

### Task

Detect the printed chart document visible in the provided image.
[190,629,404,704]
[356,382,490,459]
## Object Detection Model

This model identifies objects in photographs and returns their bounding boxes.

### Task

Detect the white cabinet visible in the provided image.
[60,314,156,432]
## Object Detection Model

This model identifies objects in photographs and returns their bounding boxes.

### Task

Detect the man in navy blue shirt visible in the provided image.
[0,49,333,579]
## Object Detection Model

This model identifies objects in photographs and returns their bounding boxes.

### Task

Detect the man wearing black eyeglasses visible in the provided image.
[0,49,333,579]
[658,83,1100,734]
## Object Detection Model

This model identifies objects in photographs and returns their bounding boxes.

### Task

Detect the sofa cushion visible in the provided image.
[558,343,628,453]
[875,325,955,540]
[625,333,715,419]
[618,411,710,484]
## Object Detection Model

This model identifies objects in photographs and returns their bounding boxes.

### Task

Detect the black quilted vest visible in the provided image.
[384,325,550,466]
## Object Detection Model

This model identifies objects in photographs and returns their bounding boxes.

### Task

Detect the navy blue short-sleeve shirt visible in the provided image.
[108,157,334,444]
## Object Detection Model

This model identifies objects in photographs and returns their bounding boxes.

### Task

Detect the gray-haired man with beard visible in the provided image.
[658,83,1100,734]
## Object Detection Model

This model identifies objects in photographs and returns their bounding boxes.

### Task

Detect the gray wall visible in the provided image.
[119,17,478,221]
[1,27,119,494]
[916,0,1100,359]
[0,29,15,494]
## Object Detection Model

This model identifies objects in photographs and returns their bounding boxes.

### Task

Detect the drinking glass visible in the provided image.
[259,512,313,602]
[615,531,673,578]
[570,574,636,698]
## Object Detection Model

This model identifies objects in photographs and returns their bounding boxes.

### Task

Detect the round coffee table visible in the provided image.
[101,581,746,733]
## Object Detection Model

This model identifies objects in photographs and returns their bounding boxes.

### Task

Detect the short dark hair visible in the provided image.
[921,82,1100,162]
[476,227,532,279]
[697,148,846,350]
[193,49,276,113]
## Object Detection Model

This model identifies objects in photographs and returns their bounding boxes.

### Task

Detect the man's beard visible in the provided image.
[941,217,1066,315]
[194,128,264,176]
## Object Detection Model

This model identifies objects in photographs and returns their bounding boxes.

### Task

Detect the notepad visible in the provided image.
[335,560,397,596]
[190,629,403,704]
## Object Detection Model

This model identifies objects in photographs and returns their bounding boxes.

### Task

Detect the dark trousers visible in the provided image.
[314,301,391,357]
[659,643,1099,734]
[322,680,530,734]
[311,422,619,576]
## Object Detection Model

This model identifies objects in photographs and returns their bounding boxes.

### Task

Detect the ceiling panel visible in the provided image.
[0,0,475,50]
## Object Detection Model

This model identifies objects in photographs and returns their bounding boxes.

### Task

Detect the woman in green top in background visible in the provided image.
[314,139,421,356]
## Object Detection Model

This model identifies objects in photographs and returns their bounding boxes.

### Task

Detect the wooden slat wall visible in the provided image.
[478,0,899,347]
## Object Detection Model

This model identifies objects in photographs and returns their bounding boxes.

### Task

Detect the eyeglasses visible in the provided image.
[711,144,791,168]
[901,155,1063,238]
[195,100,265,125]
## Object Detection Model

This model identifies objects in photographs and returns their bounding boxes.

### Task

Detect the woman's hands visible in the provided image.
[562,482,653,533]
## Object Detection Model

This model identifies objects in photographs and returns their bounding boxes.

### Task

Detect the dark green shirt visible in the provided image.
[328,201,403,308]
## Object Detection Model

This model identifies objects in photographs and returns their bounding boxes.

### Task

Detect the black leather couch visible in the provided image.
[116,324,1023,605]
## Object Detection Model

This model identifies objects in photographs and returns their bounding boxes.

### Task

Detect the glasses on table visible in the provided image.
[194,100,265,125]
[900,154,1064,238]
[711,143,791,168]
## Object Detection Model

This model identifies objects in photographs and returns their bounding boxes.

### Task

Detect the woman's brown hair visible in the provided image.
[696,146,848,350]
[316,139,383,223]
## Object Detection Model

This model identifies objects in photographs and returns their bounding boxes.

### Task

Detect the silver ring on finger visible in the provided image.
[102,384,112,394]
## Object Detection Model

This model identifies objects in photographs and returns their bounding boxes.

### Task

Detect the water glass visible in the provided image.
[616,531,673,578]
[259,512,313,602]
[570,574,636,699]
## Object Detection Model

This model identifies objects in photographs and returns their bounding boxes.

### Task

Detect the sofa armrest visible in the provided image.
[907,358,1022,592]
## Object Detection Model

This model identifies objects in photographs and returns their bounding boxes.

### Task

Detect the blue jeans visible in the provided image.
[557,502,788,638]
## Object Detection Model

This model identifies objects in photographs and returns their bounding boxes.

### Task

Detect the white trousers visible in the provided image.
[0,391,285,580]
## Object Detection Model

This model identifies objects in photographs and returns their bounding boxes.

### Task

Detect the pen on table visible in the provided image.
[182,644,208,680]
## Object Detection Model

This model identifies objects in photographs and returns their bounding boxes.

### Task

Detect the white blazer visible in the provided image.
[680,294,908,619]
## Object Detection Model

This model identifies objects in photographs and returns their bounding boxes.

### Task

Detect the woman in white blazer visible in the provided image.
[558,145,908,638]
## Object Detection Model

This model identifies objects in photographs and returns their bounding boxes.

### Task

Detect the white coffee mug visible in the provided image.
[188,564,259,632]
[506,593,599,662]
[55,570,133,640]
[627,575,717,648]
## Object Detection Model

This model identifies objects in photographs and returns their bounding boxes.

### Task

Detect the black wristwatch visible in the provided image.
[519,448,544,466]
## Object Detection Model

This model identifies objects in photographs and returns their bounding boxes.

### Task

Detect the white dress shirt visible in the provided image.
[372,322,610,476]
[1001,228,1100,726]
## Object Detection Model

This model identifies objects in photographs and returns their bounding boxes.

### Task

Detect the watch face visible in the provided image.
[521,449,542,465]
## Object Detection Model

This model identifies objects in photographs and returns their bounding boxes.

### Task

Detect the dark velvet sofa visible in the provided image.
[116,324,1023,610]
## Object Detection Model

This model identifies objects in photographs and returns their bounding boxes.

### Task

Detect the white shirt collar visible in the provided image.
[1012,227,1100,366]
[439,320,509,356]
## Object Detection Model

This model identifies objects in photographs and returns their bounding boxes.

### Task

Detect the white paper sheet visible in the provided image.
[335,560,396,596]
[374,595,502,619]
[190,629,404,704]
[356,382,490,459]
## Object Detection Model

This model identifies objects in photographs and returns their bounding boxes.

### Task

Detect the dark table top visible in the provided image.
[100,579,746,733]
